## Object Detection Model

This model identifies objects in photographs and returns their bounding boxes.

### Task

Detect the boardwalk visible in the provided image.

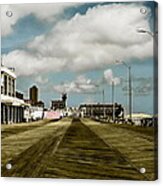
[1,117,157,180]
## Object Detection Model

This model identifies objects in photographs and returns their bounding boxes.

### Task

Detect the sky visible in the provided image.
[1,1,157,114]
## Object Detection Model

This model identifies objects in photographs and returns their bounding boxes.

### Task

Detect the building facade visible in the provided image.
[51,93,67,110]
[79,103,124,121]
[1,66,26,124]
[29,85,38,105]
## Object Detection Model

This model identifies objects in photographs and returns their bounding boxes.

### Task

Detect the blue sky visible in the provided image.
[1,2,157,114]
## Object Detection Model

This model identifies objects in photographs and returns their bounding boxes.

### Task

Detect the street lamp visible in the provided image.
[137,27,158,127]
[101,76,105,103]
[136,28,154,37]
[112,80,115,122]
[116,60,132,122]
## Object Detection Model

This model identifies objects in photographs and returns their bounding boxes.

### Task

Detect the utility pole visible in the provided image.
[101,76,105,104]
[112,81,115,122]
[128,66,132,121]
[116,60,132,122]
[102,89,105,103]
[137,28,158,126]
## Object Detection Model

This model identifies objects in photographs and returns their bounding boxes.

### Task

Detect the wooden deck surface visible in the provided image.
[1,117,157,180]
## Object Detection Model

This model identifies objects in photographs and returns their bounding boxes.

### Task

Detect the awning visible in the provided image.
[1,94,27,106]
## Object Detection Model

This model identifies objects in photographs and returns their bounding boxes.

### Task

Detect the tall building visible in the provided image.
[1,66,16,96]
[1,66,25,124]
[51,93,67,110]
[29,85,38,105]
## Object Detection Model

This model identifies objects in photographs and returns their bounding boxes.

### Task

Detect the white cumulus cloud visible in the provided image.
[3,3,153,76]
[104,69,120,85]
[53,75,98,94]
[1,3,79,36]
[35,75,48,84]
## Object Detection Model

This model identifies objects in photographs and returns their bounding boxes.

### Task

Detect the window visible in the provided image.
[12,79,15,96]
[4,75,7,95]
[8,77,11,96]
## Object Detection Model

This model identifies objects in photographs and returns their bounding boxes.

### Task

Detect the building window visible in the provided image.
[12,79,15,97]
[1,73,4,94]
[4,75,7,95]
[8,77,11,96]
[1,86,3,94]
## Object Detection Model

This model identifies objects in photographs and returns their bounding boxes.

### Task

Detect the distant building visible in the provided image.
[51,93,67,110]
[16,91,24,100]
[28,85,44,108]
[29,85,38,105]
[79,103,124,121]
[1,66,26,124]
[24,99,33,105]
[36,100,44,108]
[126,113,155,127]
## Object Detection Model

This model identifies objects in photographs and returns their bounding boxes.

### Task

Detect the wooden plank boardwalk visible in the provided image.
[82,118,157,180]
[1,117,157,180]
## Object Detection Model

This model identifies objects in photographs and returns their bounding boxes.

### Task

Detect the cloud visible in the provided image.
[122,76,153,96]
[53,75,99,94]
[83,97,95,104]
[133,77,153,96]
[134,83,152,96]
[35,76,48,84]
[104,69,120,85]
[3,3,153,76]
[1,3,79,36]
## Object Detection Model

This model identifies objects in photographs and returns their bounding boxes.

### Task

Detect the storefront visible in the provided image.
[1,93,25,124]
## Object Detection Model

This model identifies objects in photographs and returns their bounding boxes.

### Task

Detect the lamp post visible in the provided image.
[137,28,158,127]
[112,80,115,122]
[101,76,105,103]
[136,28,154,37]
[116,60,132,122]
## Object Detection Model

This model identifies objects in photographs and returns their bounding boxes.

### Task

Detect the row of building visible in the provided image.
[1,65,155,126]
[78,103,156,126]
[1,63,70,124]
[1,65,44,124]
[1,66,25,124]
[79,103,124,122]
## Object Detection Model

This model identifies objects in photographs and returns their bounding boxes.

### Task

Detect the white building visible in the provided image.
[125,113,154,126]
[1,66,26,124]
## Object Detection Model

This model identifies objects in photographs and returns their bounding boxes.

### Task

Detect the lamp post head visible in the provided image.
[115,60,129,68]
[136,27,147,34]
[137,27,154,37]
[115,60,120,64]
[115,60,125,65]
